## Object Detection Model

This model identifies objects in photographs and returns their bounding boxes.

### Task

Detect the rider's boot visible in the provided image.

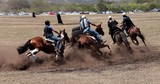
[96,35,103,45]
[55,42,61,53]
[111,36,115,44]
[124,30,129,37]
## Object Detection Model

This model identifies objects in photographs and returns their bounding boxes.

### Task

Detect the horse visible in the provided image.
[17,29,69,63]
[58,29,70,46]
[71,23,105,46]
[70,23,111,55]
[95,22,104,36]
[120,24,146,46]
[113,28,133,53]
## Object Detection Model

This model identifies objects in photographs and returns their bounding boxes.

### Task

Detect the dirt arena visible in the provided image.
[0,13,160,84]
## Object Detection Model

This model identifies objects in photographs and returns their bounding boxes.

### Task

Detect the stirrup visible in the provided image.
[52,43,55,46]
[126,34,129,37]
[55,48,61,53]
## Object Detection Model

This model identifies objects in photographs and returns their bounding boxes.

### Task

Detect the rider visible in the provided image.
[107,16,118,44]
[79,15,103,44]
[107,16,122,44]
[43,20,62,52]
[122,12,135,36]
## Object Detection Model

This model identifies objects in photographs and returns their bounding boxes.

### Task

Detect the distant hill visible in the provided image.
[48,0,97,4]
[47,0,132,4]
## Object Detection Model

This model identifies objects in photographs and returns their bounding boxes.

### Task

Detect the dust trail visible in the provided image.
[0,45,26,71]
[0,44,160,72]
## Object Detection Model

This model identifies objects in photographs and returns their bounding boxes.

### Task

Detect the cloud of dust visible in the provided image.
[0,44,160,71]
[0,46,27,71]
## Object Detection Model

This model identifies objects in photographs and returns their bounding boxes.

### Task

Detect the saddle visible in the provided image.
[44,38,57,46]
[127,25,137,33]
[45,38,55,43]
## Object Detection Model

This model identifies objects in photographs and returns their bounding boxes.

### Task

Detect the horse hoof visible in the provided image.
[55,55,59,60]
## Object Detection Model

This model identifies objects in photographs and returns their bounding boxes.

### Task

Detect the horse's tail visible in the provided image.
[17,39,31,54]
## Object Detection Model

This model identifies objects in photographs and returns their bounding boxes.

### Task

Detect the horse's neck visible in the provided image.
[95,28,104,35]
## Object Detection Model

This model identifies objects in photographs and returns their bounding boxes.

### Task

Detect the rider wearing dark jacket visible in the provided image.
[107,16,122,44]
[122,13,135,35]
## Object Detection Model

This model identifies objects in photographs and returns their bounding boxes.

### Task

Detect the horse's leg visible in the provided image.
[123,40,133,54]
[97,49,103,56]
[115,34,121,46]
[78,41,82,48]
[106,44,111,55]
[130,37,139,46]
[138,33,147,46]
[90,45,102,56]
[141,38,147,46]
[121,32,133,54]
[70,37,76,47]
[27,48,40,62]
[135,38,139,46]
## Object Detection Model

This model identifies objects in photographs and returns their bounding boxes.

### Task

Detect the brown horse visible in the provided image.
[17,29,69,63]
[120,24,146,46]
[78,34,111,55]
[71,23,105,46]
[71,23,111,55]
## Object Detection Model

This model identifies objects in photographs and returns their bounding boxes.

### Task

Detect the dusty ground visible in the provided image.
[0,13,160,84]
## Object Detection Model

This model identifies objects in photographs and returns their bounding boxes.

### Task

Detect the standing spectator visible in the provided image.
[56,12,63,24]
[32,12,36,18]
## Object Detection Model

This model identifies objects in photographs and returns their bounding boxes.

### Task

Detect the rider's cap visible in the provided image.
[122,12,126,16]
[81,15,86,19]
[108,16,112,19]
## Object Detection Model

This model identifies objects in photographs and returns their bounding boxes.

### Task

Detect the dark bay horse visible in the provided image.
[120,24,146,46]
[70,23,111,55]
[113,29,133,53]
[17,29,69,63]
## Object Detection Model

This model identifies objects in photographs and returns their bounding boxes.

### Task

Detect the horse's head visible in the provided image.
[58,29,70,43]
[95,22,104,36]
[62,29,70,43]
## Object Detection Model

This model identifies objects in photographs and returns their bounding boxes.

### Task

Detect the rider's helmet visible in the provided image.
[122,12,126,16]
[81,15,86,19]
[45,20,50,25]
[108,16,112,20]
